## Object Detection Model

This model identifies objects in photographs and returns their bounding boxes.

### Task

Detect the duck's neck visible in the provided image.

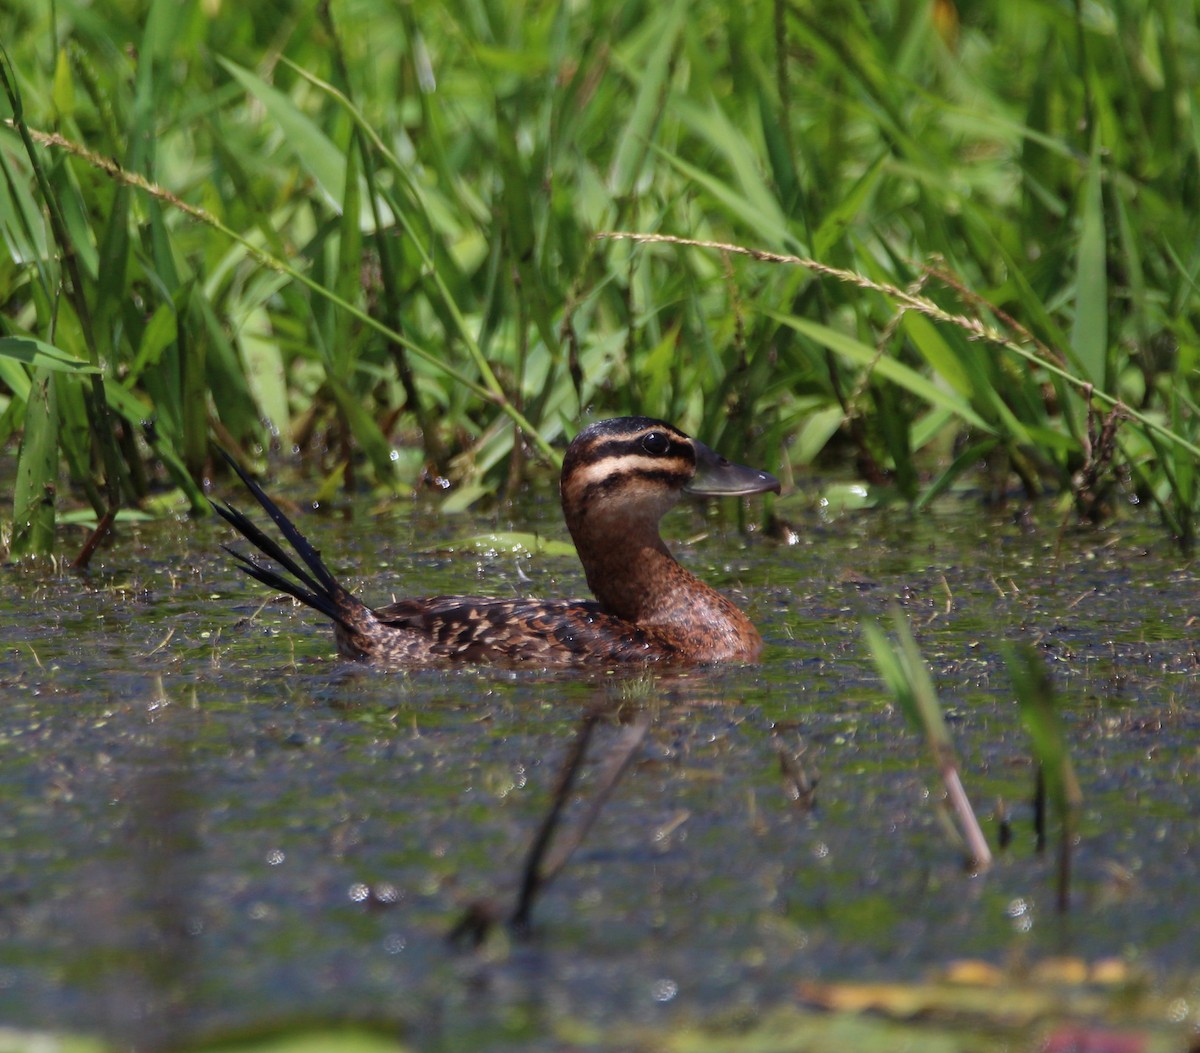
[567,510,763,660]
[579,531,690,623]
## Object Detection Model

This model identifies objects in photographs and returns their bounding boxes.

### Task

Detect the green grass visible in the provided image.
[1,0,1199,558]
[863,607,992,870]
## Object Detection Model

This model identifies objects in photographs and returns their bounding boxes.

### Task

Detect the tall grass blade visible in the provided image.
[0,337,101,375]
[863,609,992,870]
[900,312,975,401]
[11,366,58,557]
[218,58,349,214]
[772,313,994,435]
[608,0,686,197]
[1070,138,1108,387]
[179,284,208,481]
[1003,642,1082,912]
[811,152,887,261]
[658,149,793,250]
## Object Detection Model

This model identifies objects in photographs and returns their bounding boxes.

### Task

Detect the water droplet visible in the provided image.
[651,979,678,1003]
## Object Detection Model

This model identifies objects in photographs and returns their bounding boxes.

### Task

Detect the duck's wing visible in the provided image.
[372,596,683,665]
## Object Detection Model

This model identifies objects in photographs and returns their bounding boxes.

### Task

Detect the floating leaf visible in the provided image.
[425,532,576,558]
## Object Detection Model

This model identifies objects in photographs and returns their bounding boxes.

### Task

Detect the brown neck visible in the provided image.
[566,509,763,661]
[577,530,689,623]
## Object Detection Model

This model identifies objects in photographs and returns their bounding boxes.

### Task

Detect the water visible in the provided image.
[1,483,1197,1047]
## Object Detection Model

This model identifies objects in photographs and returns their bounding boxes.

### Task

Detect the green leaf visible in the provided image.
[125,302,179,384]
[1070,139,1108,386]
[329,137,363,378]
[915,439,999,510]
[0,337,101,374]
[793,404,845,464]
[11,366,58,557]
[219,57,347,211]
[101,377,208,513]
[180,283,208,479]
[901,312,974,400]
[769,313,995,435]
[1003,643,1083,813]
[864,608,952,755]
[237,305,291,442]
[812,151,887,260]
[51,48,74,118]
[675,97,793,246]
[187,1025,411,1053]
[425,532,577,558]
[0,141,52,265]
[326,375,396,483]
[658,148,792,250]
[608,0,686,196]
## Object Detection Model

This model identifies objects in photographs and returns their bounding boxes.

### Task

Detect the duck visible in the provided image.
[212,416,780,666]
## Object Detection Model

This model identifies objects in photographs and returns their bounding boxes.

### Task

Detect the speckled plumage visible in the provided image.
[214,417,779,667]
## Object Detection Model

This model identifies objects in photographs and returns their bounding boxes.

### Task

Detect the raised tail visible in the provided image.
[211,450,363,636]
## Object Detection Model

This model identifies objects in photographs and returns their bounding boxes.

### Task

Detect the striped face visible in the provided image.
[560,417,780,526]
[560,417,697,520]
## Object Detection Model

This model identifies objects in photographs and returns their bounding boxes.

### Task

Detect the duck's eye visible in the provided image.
[641,431,671,456]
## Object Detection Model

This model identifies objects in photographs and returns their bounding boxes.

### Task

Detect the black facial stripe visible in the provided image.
[579,467,692,502]
[584,436,693,462]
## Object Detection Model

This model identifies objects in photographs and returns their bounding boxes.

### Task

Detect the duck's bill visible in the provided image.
[685,440,782,497]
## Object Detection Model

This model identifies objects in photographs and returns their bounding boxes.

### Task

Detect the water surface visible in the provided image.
[1,482,1197,1047]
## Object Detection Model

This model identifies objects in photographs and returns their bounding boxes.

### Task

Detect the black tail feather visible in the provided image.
[212,497,328,601]
[212,451,360,634]
[216,449,342,595]
[212,509,345,624]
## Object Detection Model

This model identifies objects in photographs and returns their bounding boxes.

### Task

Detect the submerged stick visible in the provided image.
[449,704,651,944]
[508,710,600,932]
[774,733,818,813]
[510,708,651,931]
[1005,643,1082,912]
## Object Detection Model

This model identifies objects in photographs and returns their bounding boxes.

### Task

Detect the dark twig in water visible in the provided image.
[511,708,651,933]
[536,711,651,882]
[995,796,1012,851]
[508,710,601,934]
[1034,765,1047,853]
[446,900,504,948]
[774,734,818,813]
[449,705,651,944]
[1006,643,1082,912]
[72,507,117,571]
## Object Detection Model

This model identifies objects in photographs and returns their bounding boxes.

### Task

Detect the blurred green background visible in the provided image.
[2,0,1198,556]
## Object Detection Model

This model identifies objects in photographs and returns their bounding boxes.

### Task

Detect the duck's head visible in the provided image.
[560,417,780,540]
